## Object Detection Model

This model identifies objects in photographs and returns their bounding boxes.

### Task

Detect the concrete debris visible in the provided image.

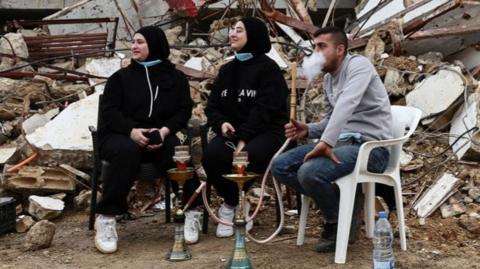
[458,214,480,235]
[74,189,93,211]
[249,187,271,199]
[406,66,466,125]
[28,195,65,220]
[24,220,56,251]
[16,215,36,233]
[2,165,75,193]
[450,93,480,161]
[25,93,99,169]
[440,203,466,218]
[0,0,479,253]
[0,33,30,71]
[413,173,461,219]
[0,146,18,165]
[22,108,60,135]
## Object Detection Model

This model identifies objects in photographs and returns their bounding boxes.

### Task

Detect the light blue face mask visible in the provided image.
[136,59,162,67]
[234,52,254,62]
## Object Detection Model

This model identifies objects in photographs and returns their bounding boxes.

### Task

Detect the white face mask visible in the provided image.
[301,51,326,83]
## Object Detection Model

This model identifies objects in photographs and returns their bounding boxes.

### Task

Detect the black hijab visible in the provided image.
[237,17,272,56]
[134,26,170,61]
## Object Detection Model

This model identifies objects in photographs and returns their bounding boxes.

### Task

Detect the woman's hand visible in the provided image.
[236,140,246,153]
[130,128,150,147]
[221,122,236,138]
[146,127,170,151]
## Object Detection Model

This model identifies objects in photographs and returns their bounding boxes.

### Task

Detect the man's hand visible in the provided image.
[146,127,170,151]
[285,119,308,140]
[236,140,246,153]
[304,141,341,164]
[221,122,236,138]
[130,128,149,147]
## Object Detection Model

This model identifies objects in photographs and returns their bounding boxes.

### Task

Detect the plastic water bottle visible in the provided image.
[373,211,396,269]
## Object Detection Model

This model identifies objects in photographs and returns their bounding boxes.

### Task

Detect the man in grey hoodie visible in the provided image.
[271,27,393,252]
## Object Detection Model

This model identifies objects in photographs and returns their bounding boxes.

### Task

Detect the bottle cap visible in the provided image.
[378,211,387,219]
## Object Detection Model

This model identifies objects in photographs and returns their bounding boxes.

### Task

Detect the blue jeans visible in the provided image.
[271,137,389,223]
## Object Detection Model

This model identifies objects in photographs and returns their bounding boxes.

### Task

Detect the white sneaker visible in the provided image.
[94,215,118,254]
[184,209,202,244]
[216,204,235,238]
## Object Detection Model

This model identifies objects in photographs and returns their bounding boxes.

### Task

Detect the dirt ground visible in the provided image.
[1,201,479,269]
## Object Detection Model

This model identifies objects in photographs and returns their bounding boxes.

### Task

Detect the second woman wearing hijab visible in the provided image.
[203,17,289,238]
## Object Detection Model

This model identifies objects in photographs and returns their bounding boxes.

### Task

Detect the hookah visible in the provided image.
[166,145,195,261]
[195,62,300,268]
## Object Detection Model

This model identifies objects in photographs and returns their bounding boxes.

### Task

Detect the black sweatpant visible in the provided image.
[202,132,285,207]
[96,133,201,215]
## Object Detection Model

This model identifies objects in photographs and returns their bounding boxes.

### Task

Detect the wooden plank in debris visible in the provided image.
[413,173,461,218]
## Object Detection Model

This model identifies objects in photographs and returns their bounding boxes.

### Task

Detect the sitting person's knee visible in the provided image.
[271,154,287,177]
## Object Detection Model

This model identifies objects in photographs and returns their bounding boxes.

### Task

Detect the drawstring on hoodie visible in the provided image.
[143,65,155,118]
[137,59,161,118]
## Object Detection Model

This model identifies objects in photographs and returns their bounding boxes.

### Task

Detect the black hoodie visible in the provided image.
[98,26,192,146]
[205,17,289,142]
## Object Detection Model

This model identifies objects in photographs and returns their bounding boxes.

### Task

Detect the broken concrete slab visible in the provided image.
[0,77,47,100]
[458,214,480,235]
[84,57,122,92]
[0,33,29,71]
[468,187,480,202]
[16,215,36,233]
[406,65,466,125]
[28,195,65,220]
[440,203,466,218]
[184,57,206,71]
[25,92,99,169]
[2,165,75,193]
[450,93,480,161]
[74,189,92,211]
[0,146,18,165]
[24,220,56,251]
[413,173,461,219]
[22,108,60,135]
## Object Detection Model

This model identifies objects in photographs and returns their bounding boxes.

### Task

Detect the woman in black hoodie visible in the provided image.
[203,17,289,238]
[94,26,202,253]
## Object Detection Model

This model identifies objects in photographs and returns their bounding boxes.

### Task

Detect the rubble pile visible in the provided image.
[0,0,479,250]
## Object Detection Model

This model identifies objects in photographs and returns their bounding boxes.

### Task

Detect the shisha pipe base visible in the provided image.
[166,167,194,262]
[227,220,253,269]
[223,172,258,269]
[166,223,192,262]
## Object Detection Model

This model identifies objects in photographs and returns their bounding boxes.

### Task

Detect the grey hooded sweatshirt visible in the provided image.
[307,53,393,146]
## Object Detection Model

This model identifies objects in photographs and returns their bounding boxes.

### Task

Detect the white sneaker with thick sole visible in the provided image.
[94,215,118,254]
[184,209,202,244]
[216,204,235,238]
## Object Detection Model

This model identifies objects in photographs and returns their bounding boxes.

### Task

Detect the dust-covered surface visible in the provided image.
[1,201,479,269]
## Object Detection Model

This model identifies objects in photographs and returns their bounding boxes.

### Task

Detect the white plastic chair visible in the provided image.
[296,105,422,264]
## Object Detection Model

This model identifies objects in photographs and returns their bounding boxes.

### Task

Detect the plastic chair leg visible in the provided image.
[296,195,310,246]
[393,179,407,251]
[364,182,376,238]
[334,181,357,264]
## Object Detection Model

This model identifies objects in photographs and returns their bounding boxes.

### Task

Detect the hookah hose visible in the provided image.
[199,137,292,243]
